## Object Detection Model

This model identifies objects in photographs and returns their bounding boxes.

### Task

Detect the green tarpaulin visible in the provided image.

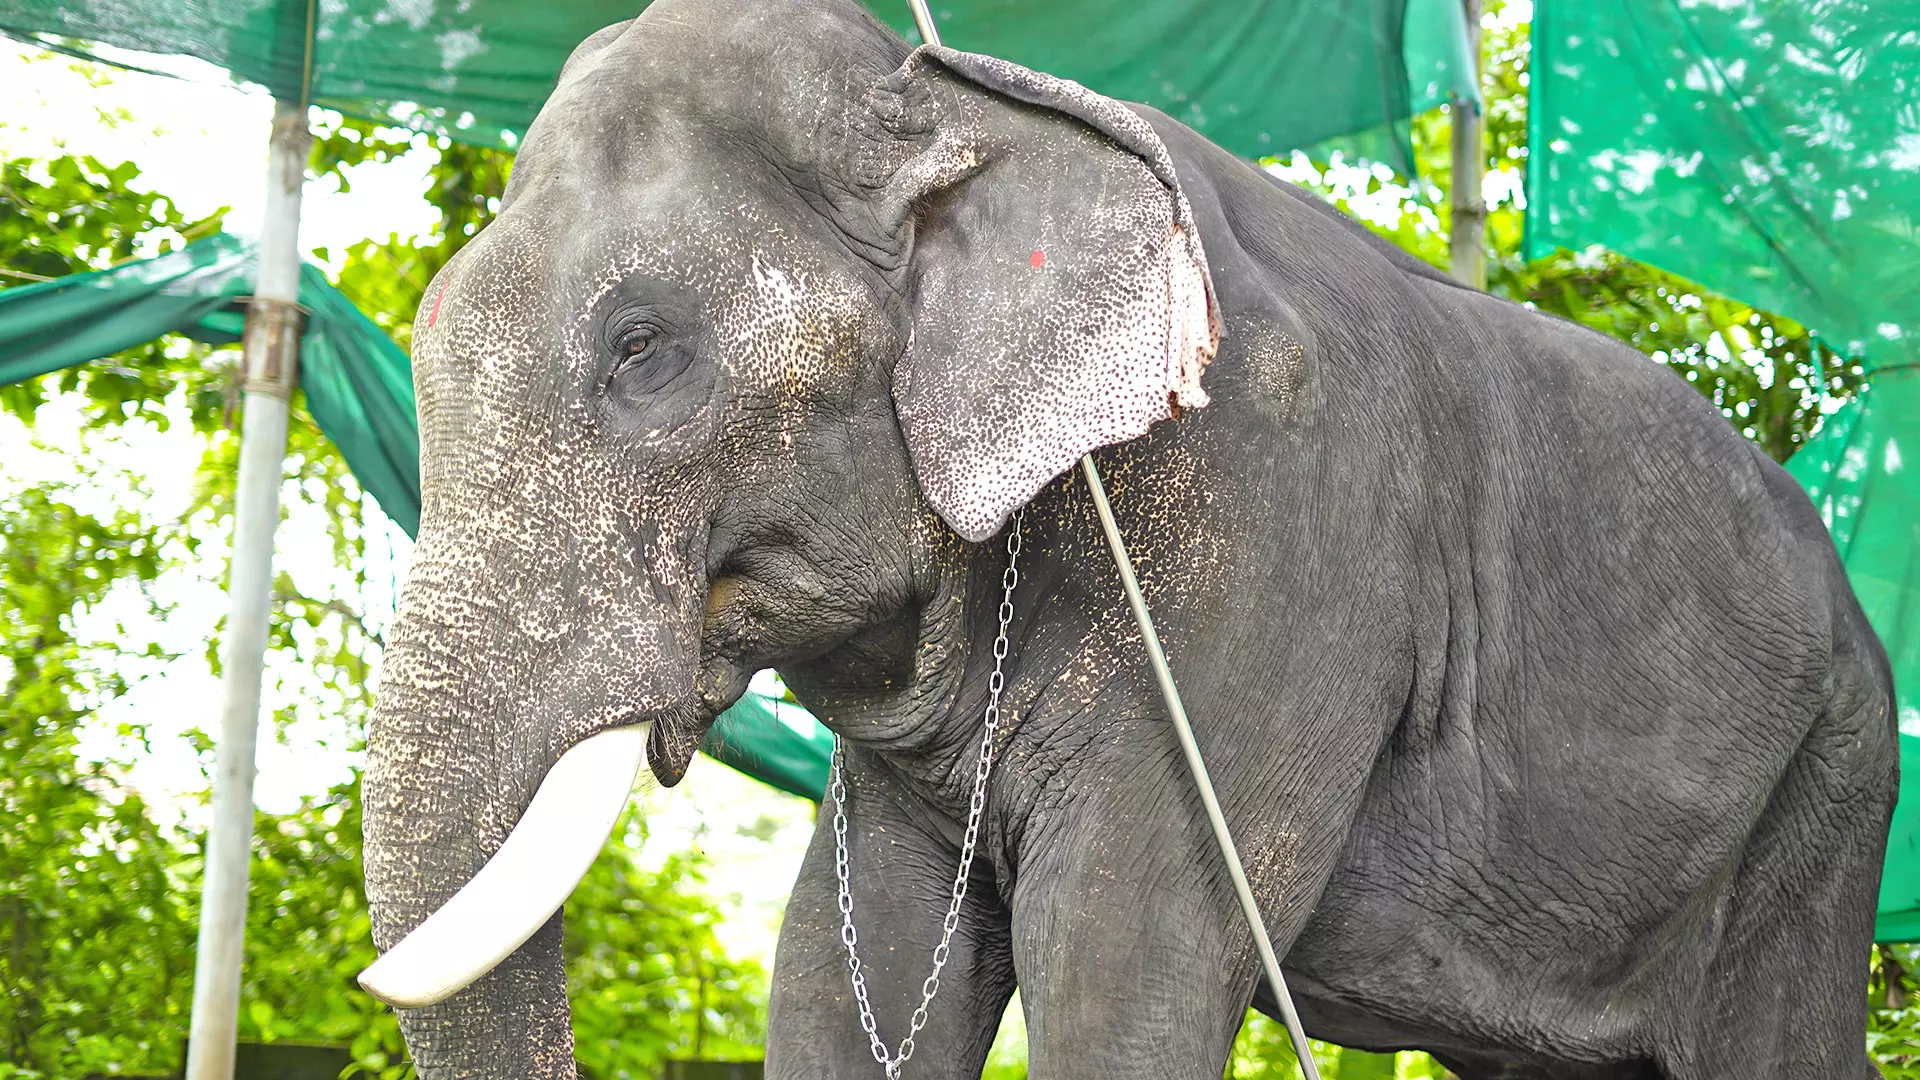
[1526,0,1920,370]
[0,233,423,534]
[1786,366,1920,942]
[0,234,834,801]
[0,0,1473,173]
[867,0,1477,172]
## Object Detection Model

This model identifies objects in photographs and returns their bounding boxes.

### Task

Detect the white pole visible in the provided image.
[1448,0,1486,290]
[184,97,309,1080]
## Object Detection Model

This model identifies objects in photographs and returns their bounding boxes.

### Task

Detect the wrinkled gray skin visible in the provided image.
[361,1,1897,1077]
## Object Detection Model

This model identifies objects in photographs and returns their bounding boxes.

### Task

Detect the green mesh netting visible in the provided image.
[1526,0,1920,369]
[1786,368,1920,941]
[871,0,1477,171]
[0,0,636,148]
[0,0,1473,168]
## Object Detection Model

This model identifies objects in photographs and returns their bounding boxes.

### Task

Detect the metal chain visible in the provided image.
[832,509,1025,1079]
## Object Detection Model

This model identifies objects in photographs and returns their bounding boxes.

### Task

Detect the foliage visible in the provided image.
[0,153,223,282]
[1229,1012,1443,1080]
[0,153,227,425]
[567,813,767,1079]
[0,482,194,1077]
[1872,945,1920,1078]
[0,135,402,1076]
[0,146,223,1079]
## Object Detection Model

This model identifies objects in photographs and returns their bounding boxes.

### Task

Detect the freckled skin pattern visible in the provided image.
[359,1,1896,1078]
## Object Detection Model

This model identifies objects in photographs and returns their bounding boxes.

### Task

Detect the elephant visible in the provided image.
[356,0,1897,1077]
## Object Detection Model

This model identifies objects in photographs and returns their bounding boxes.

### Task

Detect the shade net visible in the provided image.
[0,235,834,801]
[0,0,1473,169]
[1787,368,1920,941]
[1526,0,1920,369]
[874,0,1477,171]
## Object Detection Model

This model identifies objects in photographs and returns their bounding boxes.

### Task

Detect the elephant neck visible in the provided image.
[783,451,1220,814]
[777,513,1029,803]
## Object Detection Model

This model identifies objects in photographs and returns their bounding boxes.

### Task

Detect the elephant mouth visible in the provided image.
[358,722,655,1009]
[646,708,710,787]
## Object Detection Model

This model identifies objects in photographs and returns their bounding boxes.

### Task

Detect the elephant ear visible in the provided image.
[859,46,1221,543]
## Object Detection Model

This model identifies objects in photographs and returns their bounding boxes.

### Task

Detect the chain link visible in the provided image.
[832,509,1024,1079]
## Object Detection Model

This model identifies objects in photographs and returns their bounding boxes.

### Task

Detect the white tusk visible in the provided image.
[358,723,656,1009]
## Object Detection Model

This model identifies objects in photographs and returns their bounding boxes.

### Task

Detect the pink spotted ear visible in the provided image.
[868,46,1220,543]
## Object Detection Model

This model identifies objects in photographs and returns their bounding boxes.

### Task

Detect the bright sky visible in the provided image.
[0,39,815,970]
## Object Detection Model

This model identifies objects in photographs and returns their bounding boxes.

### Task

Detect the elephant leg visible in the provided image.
[1677,699,1891,1080]
[766,752,1015,1080]
[1009,806,1303,1080]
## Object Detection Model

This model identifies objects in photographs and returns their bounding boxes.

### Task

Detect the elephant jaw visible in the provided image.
[358,723,655,1009]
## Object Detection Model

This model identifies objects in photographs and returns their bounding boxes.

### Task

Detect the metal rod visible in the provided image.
[907,0,941,46]
[1448,0,1485,290]
[184,97,309,1080]
[1079,455,1323,1080]
[900,2,1315,1068]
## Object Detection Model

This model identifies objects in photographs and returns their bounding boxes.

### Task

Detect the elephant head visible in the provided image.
[359,0,1216,1073]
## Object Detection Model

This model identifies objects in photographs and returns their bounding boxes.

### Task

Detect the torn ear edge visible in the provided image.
[862,45,1222,412]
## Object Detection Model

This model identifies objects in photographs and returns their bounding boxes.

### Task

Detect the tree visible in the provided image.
[1872,944,1920,1079]
[0,482,195,1076]
[1,148,224,1078]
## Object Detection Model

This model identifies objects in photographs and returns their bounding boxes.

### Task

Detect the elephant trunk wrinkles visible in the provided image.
[364,609,578,1079]
[377,918,576,1079]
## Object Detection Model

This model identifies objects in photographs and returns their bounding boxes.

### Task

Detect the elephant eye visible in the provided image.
[611,328,657,378]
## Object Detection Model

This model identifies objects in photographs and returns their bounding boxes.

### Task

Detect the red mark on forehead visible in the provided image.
[1029,249,1047,269]
[426,281,448,329]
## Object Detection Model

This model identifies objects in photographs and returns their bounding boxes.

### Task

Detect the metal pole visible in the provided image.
[1448,0,1486,290]
[906,4,1320,1072]
[907,0,939,44]
[185,97,309,1080]
[1079,458,1323,1080]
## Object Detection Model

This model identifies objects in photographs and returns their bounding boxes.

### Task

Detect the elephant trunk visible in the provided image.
[370,917,577,1080]
[361,599,651,1079]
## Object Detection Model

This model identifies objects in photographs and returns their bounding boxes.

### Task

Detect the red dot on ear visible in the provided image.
[426,281,448,329]
[1030,249,1047,269]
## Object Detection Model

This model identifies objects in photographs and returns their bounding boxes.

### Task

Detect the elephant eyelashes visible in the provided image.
[597,284,701,398]
[601,318,666,391]
[612,330,656,376]
[602,325,698,400]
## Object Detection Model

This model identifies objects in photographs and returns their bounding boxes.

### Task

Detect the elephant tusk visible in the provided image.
[358,723,655,1009]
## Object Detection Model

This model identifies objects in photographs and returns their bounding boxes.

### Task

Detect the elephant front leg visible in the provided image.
[1009,802,1325,1080]
[766,758,1015,1080]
